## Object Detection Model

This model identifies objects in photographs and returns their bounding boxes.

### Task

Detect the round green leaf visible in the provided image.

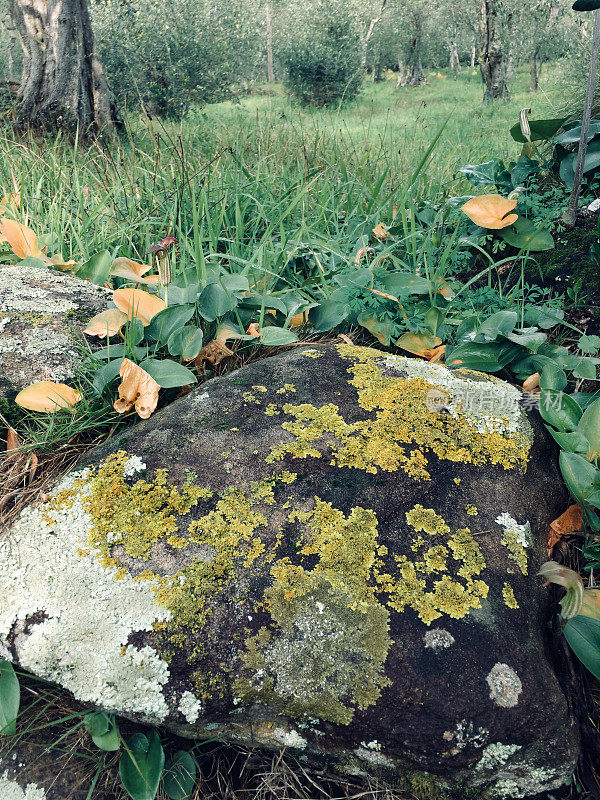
[0,659,19,736]
[84,711,120,751]
[197,283,237,322]
[564,615,600,682]
[162,751,197,800]
[140,358,197,389]
[120,731,165,800]
[145,305,195,344]
[560,451,600,505]
[577,397,600,459]
[259,326,299,346]
[539,391,582,432]
[499,218,554,252]
[167,326,204,361]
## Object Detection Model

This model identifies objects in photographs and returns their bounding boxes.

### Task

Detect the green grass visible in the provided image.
[0,63,567,277]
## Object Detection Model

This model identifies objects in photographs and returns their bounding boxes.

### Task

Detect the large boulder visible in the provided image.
[0,344,579,798]
[0,264,109,400]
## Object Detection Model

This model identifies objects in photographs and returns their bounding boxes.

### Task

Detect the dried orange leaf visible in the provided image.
[423,344,446,363]
[113,358,160,419]
[50,254,78,272]
[6,427,19,452]
[523,372,541,392]
[0,192,20,211]
[110,257,158,285]
[372,223,388,241]
[84,309,129,338]
[461,194,519,230]
[548,504,583,555]
[397,331,443,357]
[112,288,166,326]
[15,381,82,412]
[0,218,50,262]
[289,311,309,327]
[246,323,261,338]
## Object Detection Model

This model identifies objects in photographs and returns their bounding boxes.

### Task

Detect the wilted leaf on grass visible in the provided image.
[113,288,166,326]
[111,257,159,285]
[15,382,82,412]
[372,223,388,241]
[84,309,129,338]
[396,331,443,357]
[460,194,518,229]
[113,359,160,419]
[0,218,51,263]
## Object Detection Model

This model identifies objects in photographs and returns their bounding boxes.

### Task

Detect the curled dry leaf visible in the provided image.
[354,246,375,265]
[113,358,160,419]
[6,427,19,452]
[15,381,82,412]
[0,218,51,263]
[289,311,309,327]
[113,288,166,326]
[397,331,443,357]
[0,192,20,212]
[195,340,233,367]
[460,194,518,230]
[548,503,583,555]
[84,308,129,338]
[538,561,584,619]
[523,372,541,392]
[50,254,78,272]
[246,323,261,338]
[423,344,446,363]
[110,257,159,285]
[372,223,388,241]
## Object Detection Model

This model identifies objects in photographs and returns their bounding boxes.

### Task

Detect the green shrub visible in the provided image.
[282,2,362,107]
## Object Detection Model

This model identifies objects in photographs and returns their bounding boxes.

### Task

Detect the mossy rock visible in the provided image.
[0,345,579,798]
[0,264,110,399]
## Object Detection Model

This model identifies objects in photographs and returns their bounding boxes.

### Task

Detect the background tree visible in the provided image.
[479,0,510,100]
[7,0,114,132]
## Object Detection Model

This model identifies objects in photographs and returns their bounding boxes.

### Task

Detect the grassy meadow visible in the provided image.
[0,64,567,274]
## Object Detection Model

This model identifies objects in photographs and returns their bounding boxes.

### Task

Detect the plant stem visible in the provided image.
[563,8,600,228]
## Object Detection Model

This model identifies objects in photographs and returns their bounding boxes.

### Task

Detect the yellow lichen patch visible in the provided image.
[252,385,268,393]
[265,404,280,416]
[276,384,296,394]
[242,391,260,404]
[377,506,489,625]
[75,452,212,564]
[302,349,324,358]
[266,348,530,480]
[465,504,478,516]
[503,583,519,609]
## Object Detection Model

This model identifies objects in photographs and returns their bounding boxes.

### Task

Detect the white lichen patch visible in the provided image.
[486,663,522,708]
[0,265,97,314]
[273,727,308,749]
[0,772,46,800]
[179,691,203,724]
[123,455,147,478]
[0,470,171,722]
[476,742,522,771]
[424,628,455,651]
[382,355,528,438]
[495,514,532,548]
[354,746,394,767]
[492,766,571,799]
[443,719,488,751]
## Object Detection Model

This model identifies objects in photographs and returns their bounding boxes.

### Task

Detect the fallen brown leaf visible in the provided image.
[113,358,160,419]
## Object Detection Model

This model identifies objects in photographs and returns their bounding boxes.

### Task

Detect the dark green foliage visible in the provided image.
[282,2,362,106]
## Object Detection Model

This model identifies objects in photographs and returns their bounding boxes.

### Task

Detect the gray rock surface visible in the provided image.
[0,264,110,399]
[0,344,580,798]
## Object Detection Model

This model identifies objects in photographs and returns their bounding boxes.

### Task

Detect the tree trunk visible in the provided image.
[449,42,461,73]
[396,58,409,87]
[479,0,510,102]
[470,43,476,68]
[266,0,275,84]
[407,12,427,86]
[529,51,539,93]
[8,0,115,134]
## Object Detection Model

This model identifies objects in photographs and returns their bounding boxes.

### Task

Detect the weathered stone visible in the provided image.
[0,264,110,399]
[0,345,579,798]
